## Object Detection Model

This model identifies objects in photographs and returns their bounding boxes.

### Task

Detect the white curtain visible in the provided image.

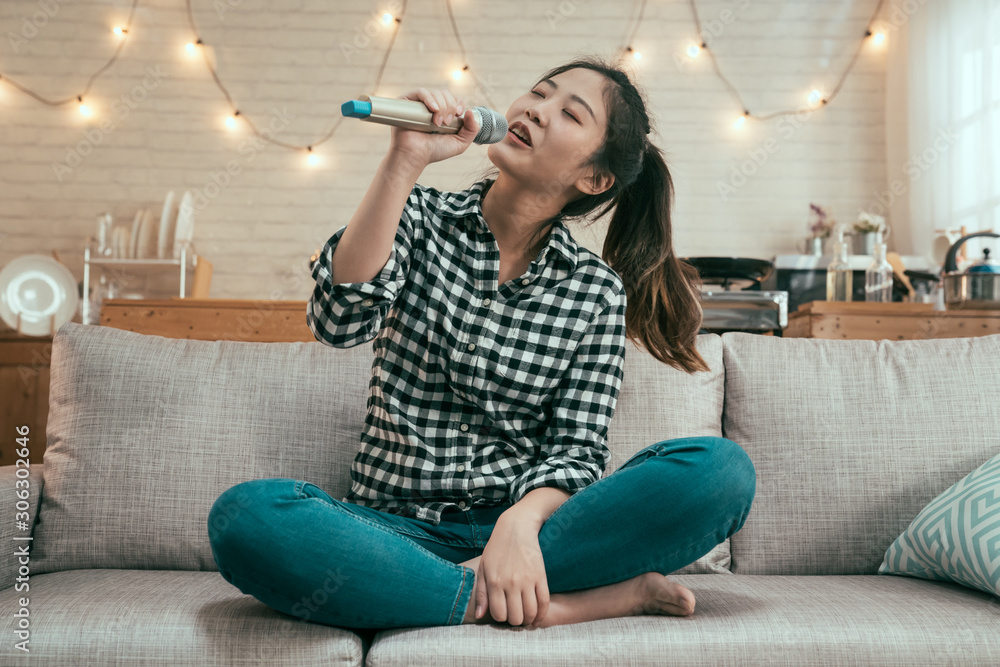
[885,0,1000,269]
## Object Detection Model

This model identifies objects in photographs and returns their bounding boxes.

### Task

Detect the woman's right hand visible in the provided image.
[388,88,481,168]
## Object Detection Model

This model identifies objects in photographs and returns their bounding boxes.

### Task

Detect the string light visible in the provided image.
[687,0,888,123]
[444,0,496,107]
[0,0,891,156]
[866,28,887,45]
[620,0,647,65]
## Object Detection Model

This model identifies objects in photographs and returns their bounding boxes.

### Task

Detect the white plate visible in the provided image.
[138,210,158,259]
[158,191,177,259]
[173,191,195,258]
[129,209,144,259]
[0,254,79,336]
[116,226,130,259]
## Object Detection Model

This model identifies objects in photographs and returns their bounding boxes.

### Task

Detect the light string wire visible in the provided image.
[444,0,496,109]
[182,0,407,153]
[0,0,141,108]
[620,0,648,62]
[687,0,888,121]
[0,0,889,156]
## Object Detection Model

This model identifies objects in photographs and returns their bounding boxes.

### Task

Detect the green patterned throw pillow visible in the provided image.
[879,451,1000,597]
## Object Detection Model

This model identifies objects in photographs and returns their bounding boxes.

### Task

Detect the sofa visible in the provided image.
[0,320,997,666]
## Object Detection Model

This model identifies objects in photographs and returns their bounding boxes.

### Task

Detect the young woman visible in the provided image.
[208,56,756,631]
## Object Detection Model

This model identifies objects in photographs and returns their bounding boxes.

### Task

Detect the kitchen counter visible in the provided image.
[783,301,1000,340]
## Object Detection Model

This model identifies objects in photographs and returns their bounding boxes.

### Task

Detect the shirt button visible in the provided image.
[460,424,469,432]
[362,298,374,307]
[467,343,476,352]
[483,297,491,306]
[458,501,467,509]
[520,278,529,286]
[456,464,466,472]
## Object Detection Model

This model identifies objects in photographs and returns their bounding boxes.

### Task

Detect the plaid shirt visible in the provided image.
[307,179,627,526]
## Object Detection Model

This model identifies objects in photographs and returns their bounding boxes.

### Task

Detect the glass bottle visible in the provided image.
[826,225,853,301]
[865,231,893,302]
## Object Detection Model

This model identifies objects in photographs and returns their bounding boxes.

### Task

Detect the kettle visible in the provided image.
[941,231,1000,310]
[967,248,999,274]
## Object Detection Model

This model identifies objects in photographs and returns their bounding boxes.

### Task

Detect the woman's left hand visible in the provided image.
[474,513,549,628]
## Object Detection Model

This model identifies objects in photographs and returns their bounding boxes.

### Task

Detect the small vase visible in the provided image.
[807,236,825,256]
[855,232,878,256]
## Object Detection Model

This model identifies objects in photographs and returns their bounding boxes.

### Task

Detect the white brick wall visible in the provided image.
[0,0,893,303]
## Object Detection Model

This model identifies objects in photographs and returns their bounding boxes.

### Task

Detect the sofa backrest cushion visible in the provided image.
[722,331,1000,576]
[35,322,725,574]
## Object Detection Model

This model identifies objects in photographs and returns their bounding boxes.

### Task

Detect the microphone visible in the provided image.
[341,95,509,145]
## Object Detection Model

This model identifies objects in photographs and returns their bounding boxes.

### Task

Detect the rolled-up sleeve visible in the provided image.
[307,189,423,349]
[507,287,627,504]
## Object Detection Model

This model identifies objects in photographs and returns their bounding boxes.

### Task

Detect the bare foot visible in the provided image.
[456,556,695,628]
[633,572,696,617]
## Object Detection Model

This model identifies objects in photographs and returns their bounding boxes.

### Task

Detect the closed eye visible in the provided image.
[530,90,580,123]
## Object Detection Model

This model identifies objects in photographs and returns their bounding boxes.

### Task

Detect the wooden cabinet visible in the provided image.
[0,333,51,465]
[784,301,1000,340]
[99,298,314,342]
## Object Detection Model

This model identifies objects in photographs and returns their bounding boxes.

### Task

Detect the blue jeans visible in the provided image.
[207,436,755,630]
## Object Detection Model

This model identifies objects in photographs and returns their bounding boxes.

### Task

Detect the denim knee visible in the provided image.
[709,437,756,515]
[207,479,275,561]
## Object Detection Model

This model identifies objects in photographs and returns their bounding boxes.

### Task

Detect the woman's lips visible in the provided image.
[506,130,531,148]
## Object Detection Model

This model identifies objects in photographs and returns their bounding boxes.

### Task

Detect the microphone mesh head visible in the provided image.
[472,107,509,145]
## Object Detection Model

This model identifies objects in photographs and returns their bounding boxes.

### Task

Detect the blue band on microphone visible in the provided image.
[341,100,372,118]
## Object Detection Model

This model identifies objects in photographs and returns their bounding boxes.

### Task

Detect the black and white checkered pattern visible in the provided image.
[307,179,627,525]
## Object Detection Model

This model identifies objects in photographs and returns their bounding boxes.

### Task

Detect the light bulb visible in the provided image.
[632,51,643,61]
[808,89,823,106]
[382,13,393,26]
[79,103,91,117]
[225,116,236,129]
[113,26,125,36]
[873,32,886,45]
[185,42,197,54]
[687,44,701,58]
[307,152,319,166]
[452,69,463,81]
[733,115,746,129]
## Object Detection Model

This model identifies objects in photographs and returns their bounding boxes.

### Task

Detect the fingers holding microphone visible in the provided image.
[390,87,478,165]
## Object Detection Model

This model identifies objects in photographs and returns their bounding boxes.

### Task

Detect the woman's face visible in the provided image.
[487,67,612,197]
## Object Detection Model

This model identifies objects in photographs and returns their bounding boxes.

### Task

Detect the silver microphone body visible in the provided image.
[342,95,509,145]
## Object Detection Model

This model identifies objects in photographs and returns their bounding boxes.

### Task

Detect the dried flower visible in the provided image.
[808,203,834,239]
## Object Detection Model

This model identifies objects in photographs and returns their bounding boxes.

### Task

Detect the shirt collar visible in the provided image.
[447,180,579,272]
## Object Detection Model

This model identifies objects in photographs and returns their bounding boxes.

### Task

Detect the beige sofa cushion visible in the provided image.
[365,574,1000,665]
[607,334,730,573]
[722,331,1000,575]
[35,322,373,573]
[35,323,728,575]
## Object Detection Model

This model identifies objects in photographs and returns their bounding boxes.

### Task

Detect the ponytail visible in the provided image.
[603,142,711,373]
[479,56,712,374]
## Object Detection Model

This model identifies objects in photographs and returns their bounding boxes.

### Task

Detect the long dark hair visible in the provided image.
[479,55,709,374]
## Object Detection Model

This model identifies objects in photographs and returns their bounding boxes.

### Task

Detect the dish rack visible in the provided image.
[82,237,198,325]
